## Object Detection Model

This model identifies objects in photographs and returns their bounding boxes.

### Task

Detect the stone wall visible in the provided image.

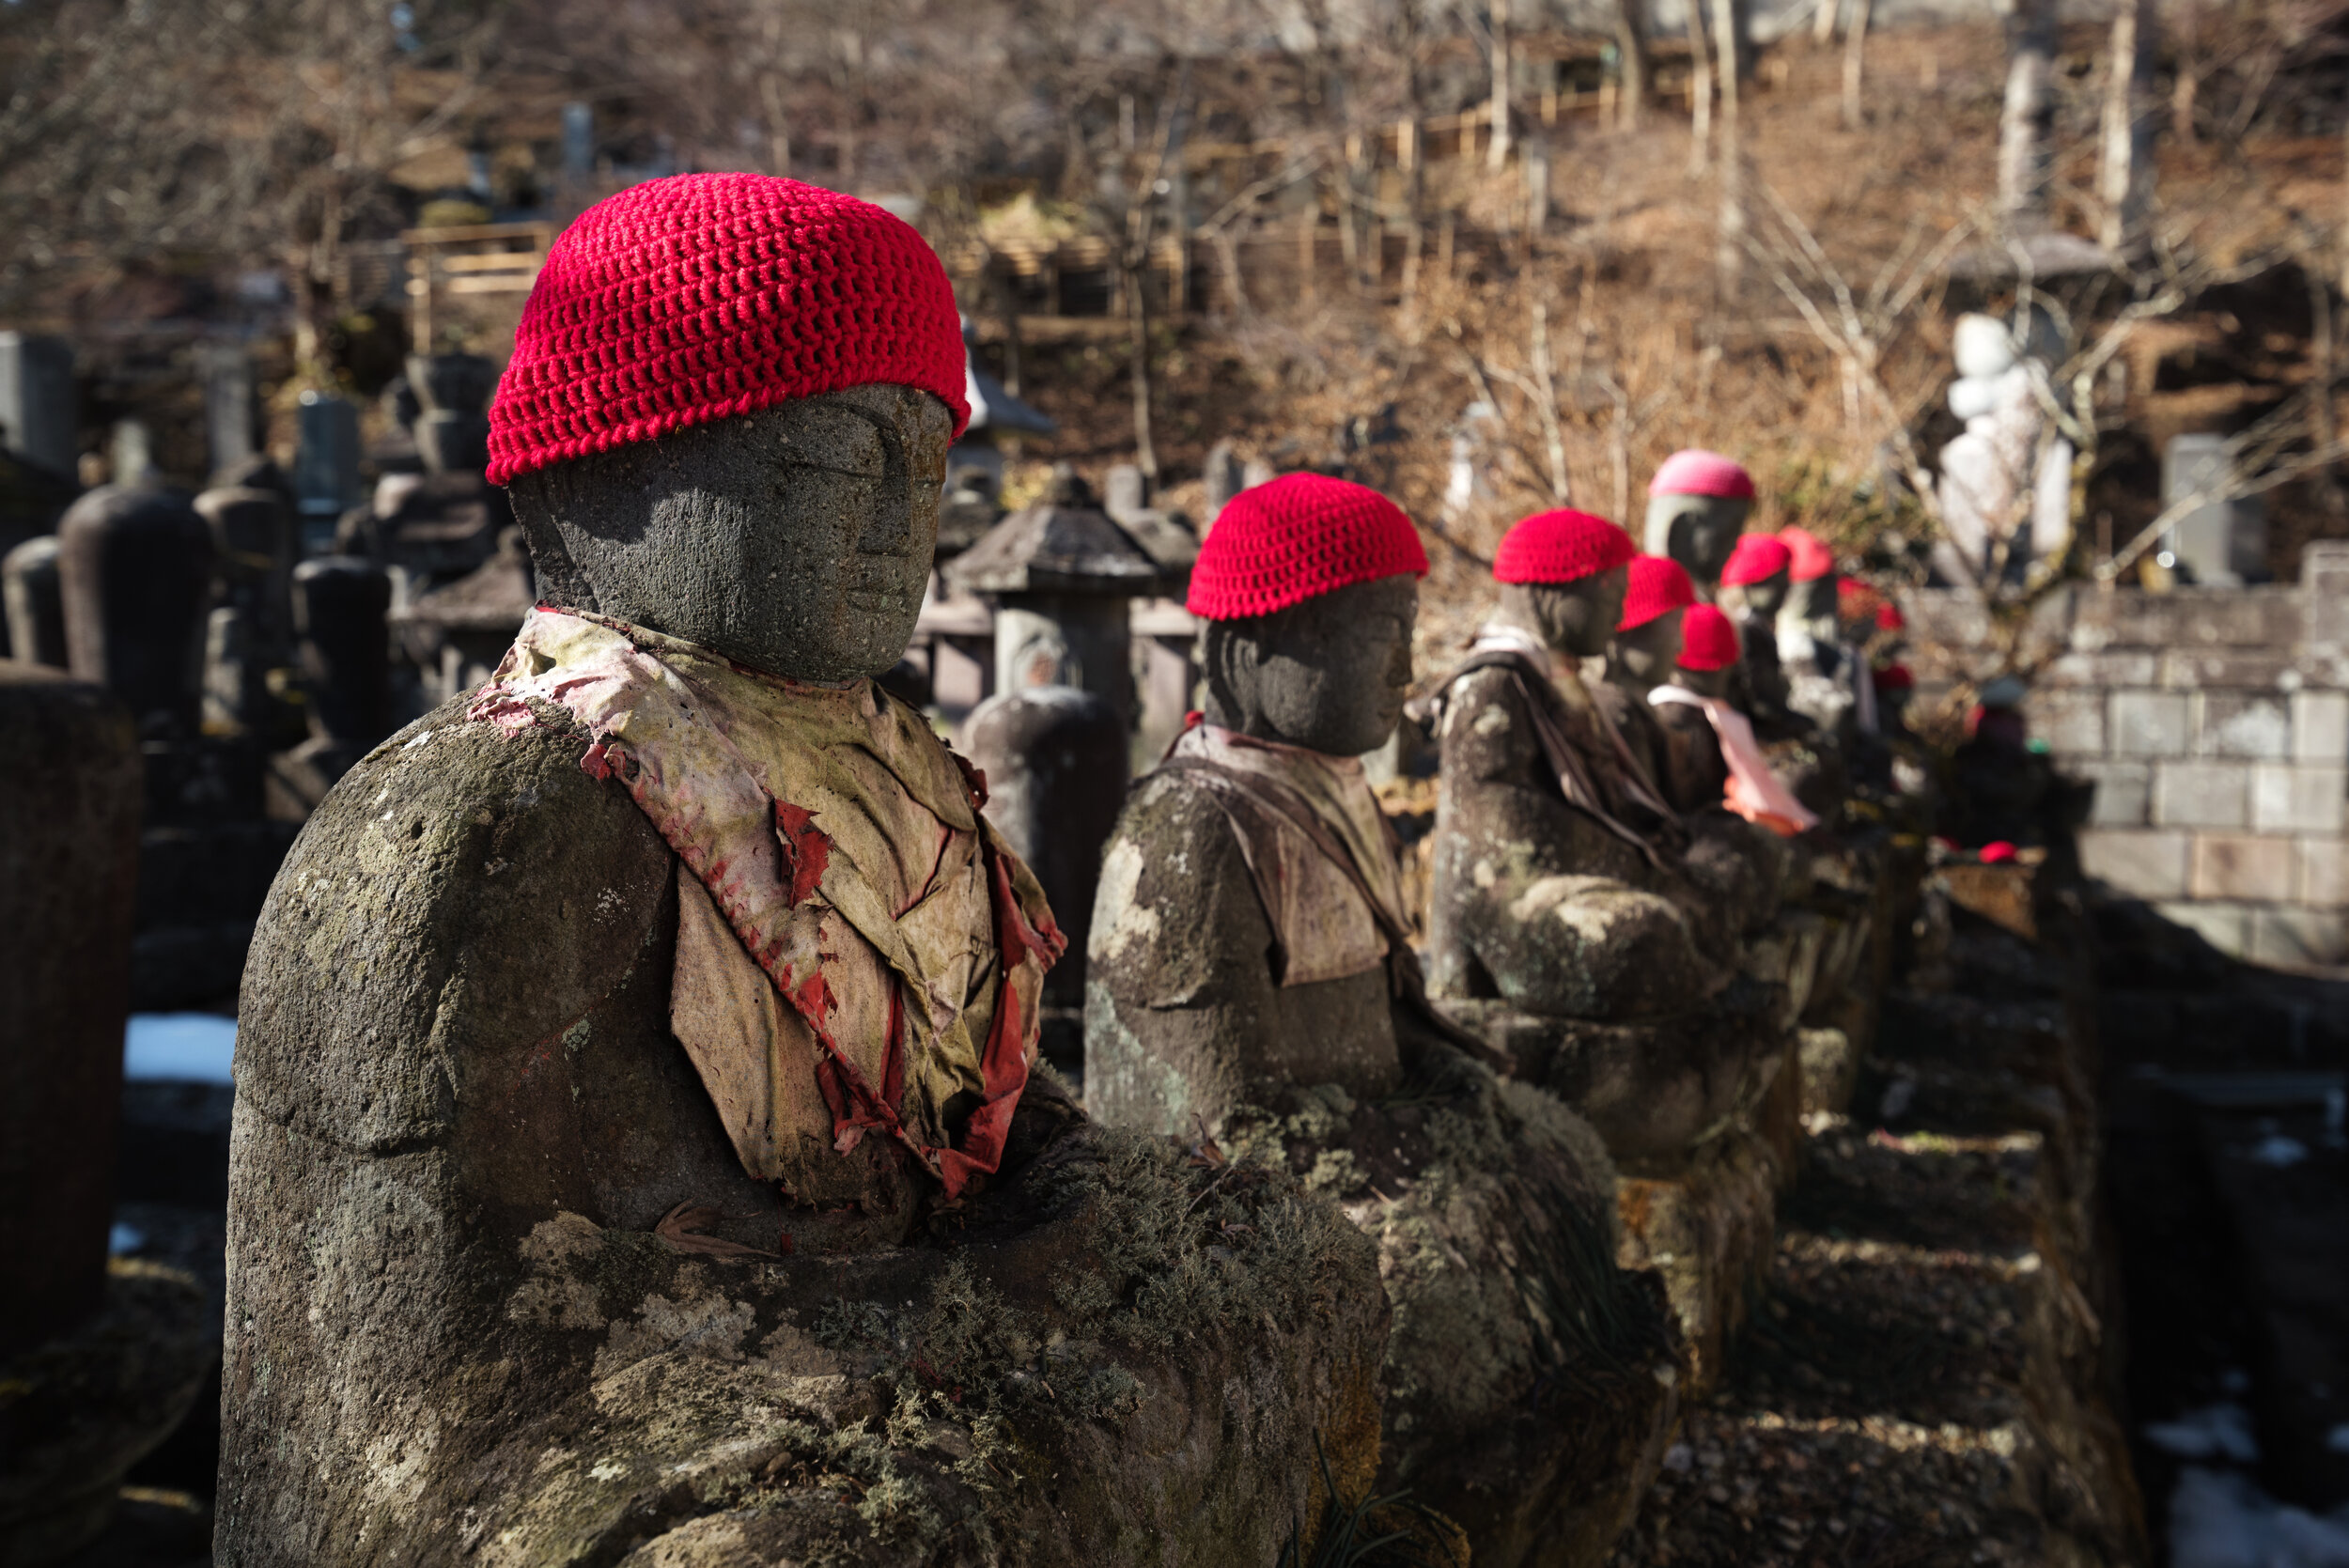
[1905,542,2349,968]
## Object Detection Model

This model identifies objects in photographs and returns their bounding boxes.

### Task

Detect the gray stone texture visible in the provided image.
[2193,692,2292,759]
[2109,691,2190,758]
[2294,691,2349,764]
[2189,833,2295,902]
[2251,763,2347,835]
[2153,761,2250,828]
[2078,830,2189,900]
[2252,906,2347,967]
[2298,836,2349,906]
[2026,688,2104,755]
[2072,760,2152,827]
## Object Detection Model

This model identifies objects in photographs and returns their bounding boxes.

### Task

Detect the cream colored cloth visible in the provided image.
[1169,722,1406,987]
[469,608,1061,1199]
[1649,683,1820,837]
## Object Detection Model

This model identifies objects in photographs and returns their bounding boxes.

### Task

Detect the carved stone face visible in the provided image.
[1610,609,1685,691]
[1674,663,1732,700]
[1644,495,1750,596]
[1500,567,1629,660]
[505,384,952,683]
[1721,567,1790,619]
[1204,575,1418,757]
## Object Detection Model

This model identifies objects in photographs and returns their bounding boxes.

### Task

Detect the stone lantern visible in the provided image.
[944,465,1164,724]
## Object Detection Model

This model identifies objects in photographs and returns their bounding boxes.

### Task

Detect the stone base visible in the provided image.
[1614,1124,1788,1396]
[220,1123,1392,1567]
[0,1260,213,1567]
[1220,1058,1681,1568]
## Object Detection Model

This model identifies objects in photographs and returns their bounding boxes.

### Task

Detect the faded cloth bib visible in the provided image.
[1166,722,1406,987]
[470,608,1062,1199]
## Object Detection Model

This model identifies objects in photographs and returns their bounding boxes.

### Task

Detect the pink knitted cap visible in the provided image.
[1618,554,1697,631]
[1678,604,1742,671]
[1649,449,1756,501]
[1719,533,1792,586]
[1186,474,1428,619]
[1492,508,1637,584]
[487,174,971,485]
[1781,526,1836,582]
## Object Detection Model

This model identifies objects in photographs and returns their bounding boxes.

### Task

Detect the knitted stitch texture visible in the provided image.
[1678,604,1742,671]
[1648,448,1756,500]
[1719,533,1792,586]
[1619,553,1696,631]
[1492,507,1636,584]
[1186,474,1427,619]
[1780,526,1836,582]
[486,174,971,485]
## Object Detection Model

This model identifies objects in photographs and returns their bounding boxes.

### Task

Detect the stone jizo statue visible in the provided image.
[1087,476,1678,1567]
[1718,531,1796,729]
[1650,603,1817,838]
[1641,449,1754,603]
[221,174,1384,1567]
[1604,553,1724,815]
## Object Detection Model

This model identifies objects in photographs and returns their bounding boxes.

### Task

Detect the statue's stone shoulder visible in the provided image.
[1436,663,1546,785]
[238,698,675,1156]
[1090,766,1271,1011]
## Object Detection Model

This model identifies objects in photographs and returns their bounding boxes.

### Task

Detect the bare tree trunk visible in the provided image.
[1128,251,1157,481]
[993,257,1023,396]
[1714,0,1744,292]
[1487,0,1513,172]
[1998,0,2058,232]
[1615,0,1649,129]
[2097,0,2159,256]
[1841,0,1872,129]
[1687,1,1713,177]
[1812,0,1839,47]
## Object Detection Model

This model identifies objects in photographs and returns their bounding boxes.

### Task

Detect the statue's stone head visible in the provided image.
[486,173,971,684]
[1610,554,1695,691]
[1190,474,1427,756]
[1641,451,1755,599]
[1718,532,1793,620]
[1491,506,1637,661]
[1673,603,1743,700]
[1779,526,1840,629]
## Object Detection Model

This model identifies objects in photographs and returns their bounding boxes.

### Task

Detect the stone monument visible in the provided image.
[220,174,1385,1566]
[1603,553,1724,813]
[1641,449,1754,603]
[1087,475,1678,1567]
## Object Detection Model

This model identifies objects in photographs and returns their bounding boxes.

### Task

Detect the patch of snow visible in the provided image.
[2328,1426,2349,1456]
[2170,1467,2349,1568]
[125,1013,236,1084]
[2248,1135,2310,1168]
[109,1222,146,1254]
[2147,1405,2261,1464]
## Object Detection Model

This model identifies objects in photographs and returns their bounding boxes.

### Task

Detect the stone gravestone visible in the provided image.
[292,391,363,554]
[265,556,393,819]
[56,488,216,737]
[198,342,257,477]
[0,663,213,1560]
[0,332,76,478]
[406,351,497,476]
[4,535,67,667]
[2163,432,2266,586]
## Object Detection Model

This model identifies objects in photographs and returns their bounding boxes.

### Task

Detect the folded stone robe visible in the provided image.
[470,608,1063,1201]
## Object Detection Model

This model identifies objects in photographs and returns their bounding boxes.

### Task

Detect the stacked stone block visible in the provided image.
[1905,543,2349,968]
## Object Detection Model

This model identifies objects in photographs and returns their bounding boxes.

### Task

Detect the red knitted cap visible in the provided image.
[487,174,971,486]
[1619,554,1696,631]
[1186,474,1427,619]
[1781,526,1836,582]
[1649,448,1756,501]
[1679,604,1742,671]
[1493,508,1636,584]
[1877,601,1907,632]
[1719,533,1791,586]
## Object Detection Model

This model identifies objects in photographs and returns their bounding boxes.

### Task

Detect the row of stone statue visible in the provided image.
[203,174,1906,1567]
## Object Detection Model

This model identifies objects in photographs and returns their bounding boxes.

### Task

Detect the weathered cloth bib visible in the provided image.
[1649,684,1819,837]
[470,608,1061,1199]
